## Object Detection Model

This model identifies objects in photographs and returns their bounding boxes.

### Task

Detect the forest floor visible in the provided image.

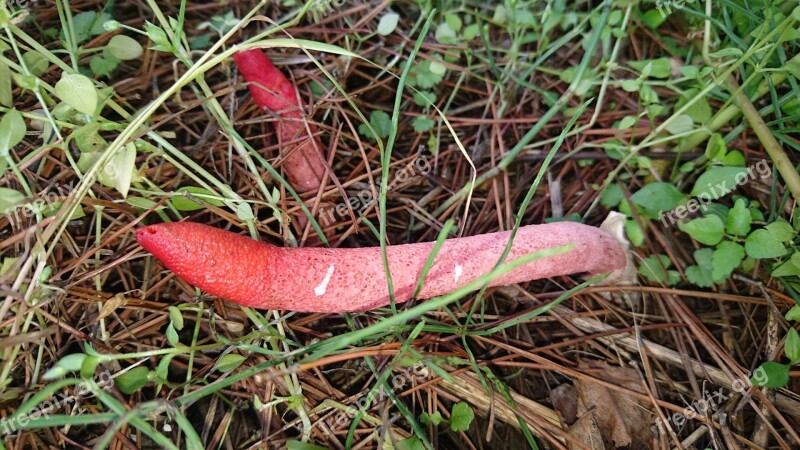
[1,0,799,449]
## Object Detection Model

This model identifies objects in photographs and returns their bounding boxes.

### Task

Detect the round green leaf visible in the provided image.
[624,219,645,247]
[600,183,624,208]
[686,248,714,287]
[786,305,800,322]
[428,59,446,75]
[421,411,444,426]
[116,366,150,394]
[236,201,254,221]
[444,13,462,32]
[617,115,637,129]
[435,22,457,43]
[412,91,436,107]
[638,254,673,284]
[106,34,143,60]
[690,167,748,200]
[678,215,724,246]
[22,51,49,76]
[377,13,399,36]
[640,9,666,28]
[665,114,694,135]
[449,402,474,432]
[0,108,26,157]
[745,229,787,259]
[766,220,794,243]
[42,366,69,380]
[43,353,87,380]
[412,115,435,133]
[676,89,712,124]
[630,182,686,215]
[104,143,136,198]
[750,361,789,388]
[771,259,800,277]
[463,23,480,40]
[790,251,800,268]
[620,79,640,92]
[80,356,101,378]
[90,56,118,77]
[723,150,745,167]
[59,353,87,371]
[704,133,727,160]
[166,323,179,345]
[711,241,744,281]
[772,251,800,277]
[55,73,98,116]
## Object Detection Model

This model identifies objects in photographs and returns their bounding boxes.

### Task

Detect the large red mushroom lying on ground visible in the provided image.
[135,217,628,313]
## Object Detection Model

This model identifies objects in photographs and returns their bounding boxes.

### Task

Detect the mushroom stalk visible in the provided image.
[136,222,626,313]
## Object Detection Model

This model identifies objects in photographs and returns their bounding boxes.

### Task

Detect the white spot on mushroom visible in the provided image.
[314,265,335,296]
[454,264,463,283]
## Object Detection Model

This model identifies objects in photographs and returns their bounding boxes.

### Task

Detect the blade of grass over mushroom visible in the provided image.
[413,219,457,299]
[378,11,437,313]
[432,4,612,218]
[301,243,574,358]
[172,243,573,407]
[467,100,591,324]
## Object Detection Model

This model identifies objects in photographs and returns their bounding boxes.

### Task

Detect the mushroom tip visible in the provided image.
[135,224,171,252]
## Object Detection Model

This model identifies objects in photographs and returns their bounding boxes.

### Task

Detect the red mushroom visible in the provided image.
[233,49,327,193]
[135,220,627,313]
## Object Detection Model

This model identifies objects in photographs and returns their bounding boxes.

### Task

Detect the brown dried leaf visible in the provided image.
[97,293,127,320]
[551,362,655,449]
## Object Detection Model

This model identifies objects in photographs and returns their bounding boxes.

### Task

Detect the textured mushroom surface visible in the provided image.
[136,222,626,312]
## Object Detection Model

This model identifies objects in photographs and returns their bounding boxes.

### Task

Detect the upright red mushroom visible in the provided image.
[233,49,327,192]
[136,220,627,313]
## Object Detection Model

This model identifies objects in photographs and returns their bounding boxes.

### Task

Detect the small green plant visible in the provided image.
[55,9,144,78]
[419,401,475,432]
